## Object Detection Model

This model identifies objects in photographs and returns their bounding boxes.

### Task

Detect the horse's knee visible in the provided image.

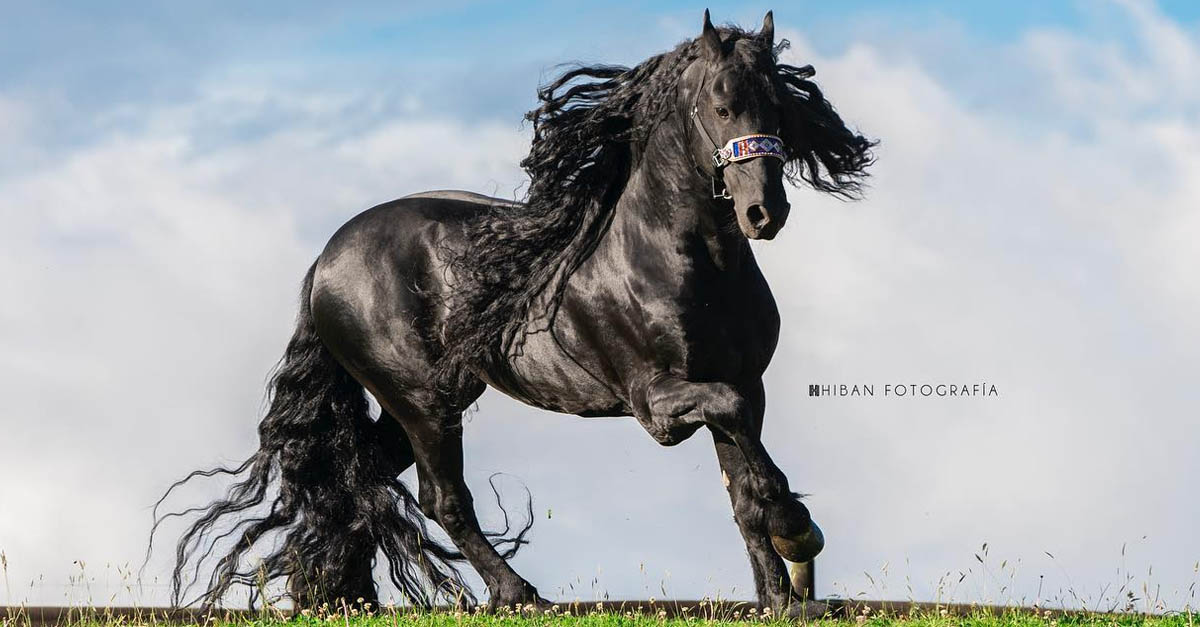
[702,387,751,429]
[639,377,750,444]
[645,420,703,446]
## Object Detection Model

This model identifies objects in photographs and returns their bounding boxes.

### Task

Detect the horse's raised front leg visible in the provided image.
[637,376,823,612]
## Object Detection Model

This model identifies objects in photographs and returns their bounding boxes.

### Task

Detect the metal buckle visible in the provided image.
[711,176,731,200]
[712,148,728,169]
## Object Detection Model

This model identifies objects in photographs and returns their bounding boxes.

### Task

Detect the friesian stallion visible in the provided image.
[152,10,874,616]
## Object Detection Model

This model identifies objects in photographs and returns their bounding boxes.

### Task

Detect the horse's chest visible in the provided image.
[650,271,779,379]
[496,251,780,415]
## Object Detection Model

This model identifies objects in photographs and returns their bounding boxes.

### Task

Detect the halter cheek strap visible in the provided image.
[687,65,788,199]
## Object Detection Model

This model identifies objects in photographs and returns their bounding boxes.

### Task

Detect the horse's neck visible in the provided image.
[603,128,749,273]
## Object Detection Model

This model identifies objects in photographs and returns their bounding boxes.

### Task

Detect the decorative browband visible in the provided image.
[713,134,786,167]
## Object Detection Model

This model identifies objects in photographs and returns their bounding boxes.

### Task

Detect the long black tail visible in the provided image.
[150,263,479,609]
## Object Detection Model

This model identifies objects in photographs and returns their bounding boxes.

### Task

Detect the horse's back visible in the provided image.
[317,190,516,264]
[313,190,503,296]
[401,189,522,208]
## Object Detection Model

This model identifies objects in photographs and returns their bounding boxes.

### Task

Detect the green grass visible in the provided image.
[282,608,1199,627]
[5,605,1197,627]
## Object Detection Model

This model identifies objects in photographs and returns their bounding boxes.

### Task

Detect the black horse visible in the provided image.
[154,10,874,615]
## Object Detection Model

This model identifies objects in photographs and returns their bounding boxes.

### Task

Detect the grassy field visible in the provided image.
[3,604,1196,627]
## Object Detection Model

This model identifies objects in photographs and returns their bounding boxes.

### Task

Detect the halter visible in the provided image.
[688,63,787,199]
[712,133,786,167]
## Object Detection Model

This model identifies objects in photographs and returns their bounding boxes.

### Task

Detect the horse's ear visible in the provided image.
[701,9,723,60]
[761,10,774,45]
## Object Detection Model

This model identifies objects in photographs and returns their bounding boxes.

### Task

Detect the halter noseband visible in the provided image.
[711,133,786,167]
[688,63,787,199]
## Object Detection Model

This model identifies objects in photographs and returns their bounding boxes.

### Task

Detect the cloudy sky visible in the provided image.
[2,0,1198,612]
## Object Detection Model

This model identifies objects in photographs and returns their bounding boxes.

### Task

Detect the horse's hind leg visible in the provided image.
[396,398,545,609]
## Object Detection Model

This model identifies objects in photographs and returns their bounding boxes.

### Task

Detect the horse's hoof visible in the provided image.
[485,582,551,613]
[771,520,824,562]
[785,598,834,620]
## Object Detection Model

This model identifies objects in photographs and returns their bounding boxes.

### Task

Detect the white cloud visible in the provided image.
[1,0,1197,611]
[755,0,1199,607]
[0,93,528,605]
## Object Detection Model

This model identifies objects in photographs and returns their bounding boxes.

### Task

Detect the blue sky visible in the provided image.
[4,1,1198,149]
[2,0,1199,611]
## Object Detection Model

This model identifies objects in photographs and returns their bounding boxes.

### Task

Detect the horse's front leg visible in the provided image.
[637,376,823,613]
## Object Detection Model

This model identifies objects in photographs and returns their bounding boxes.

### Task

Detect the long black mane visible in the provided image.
[439,28,874,390]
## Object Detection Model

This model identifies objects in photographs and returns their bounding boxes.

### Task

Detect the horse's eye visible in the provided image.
[715,106,730,119]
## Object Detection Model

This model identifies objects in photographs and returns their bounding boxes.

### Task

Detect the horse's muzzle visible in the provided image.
[738,201,790,240]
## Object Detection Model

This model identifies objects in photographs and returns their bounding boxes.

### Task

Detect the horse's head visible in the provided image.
[683,10,873,240]
[684,10,787,240]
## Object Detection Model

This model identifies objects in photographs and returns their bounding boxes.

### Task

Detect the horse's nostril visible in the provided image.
[746,204,770,228]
